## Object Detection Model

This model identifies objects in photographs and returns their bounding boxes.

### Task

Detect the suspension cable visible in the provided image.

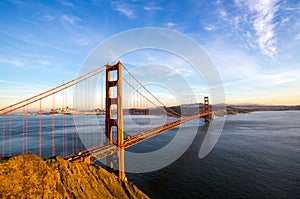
[123,78,182,118]
[122,65,183,118]
[0,65,113,116]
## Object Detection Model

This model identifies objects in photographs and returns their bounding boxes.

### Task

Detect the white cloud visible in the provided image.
[59,0,74,7]
[204,25,216,31]
[43,15,55,21]
[112,3,134,18]
[284,3,300,11]
[0,80,48,89]
[143,6,162,11]
[235,0,279,59]
[166,22,175,28]
[295,33,300,40]
[252,70,299,86]
[218,9,227,19]
[0,58,25,67]
[37,60,51,65]
[246,31,251,38]
[281,17,290,25]
[75,39,90,46]
[61,15,80,25]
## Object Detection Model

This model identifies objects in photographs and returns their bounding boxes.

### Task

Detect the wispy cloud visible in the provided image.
[0,29,80,55]
[280,17,290,25]
[61,15,81,25]
[166,22,175,28]
[284,3,300,11]
[235,70,300,86]
[59,0,74,7]
[218,9,227,19]
[235,0,279,59]
[75,39,90,46]
[203,25,216,31]
[0,58,25,67]
[295,33,300,40]
[265,71,300,85]
[0,80,49,89]
[111,2,134,18]
[143,6,162,11]
[37,60,51,65]
[43,15,55,21]
[222,70,300,105]
[0,80,50,107]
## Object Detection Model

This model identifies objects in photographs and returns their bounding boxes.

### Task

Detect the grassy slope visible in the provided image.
[0,154,149,199]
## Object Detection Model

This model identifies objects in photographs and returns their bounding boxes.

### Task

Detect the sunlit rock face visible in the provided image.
[0,154,149,199]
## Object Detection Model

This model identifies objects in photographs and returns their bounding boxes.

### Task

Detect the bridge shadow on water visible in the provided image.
[124,122,211,199]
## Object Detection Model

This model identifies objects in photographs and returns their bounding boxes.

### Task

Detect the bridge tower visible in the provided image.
[105,61,126,180]
[204,96,211,122]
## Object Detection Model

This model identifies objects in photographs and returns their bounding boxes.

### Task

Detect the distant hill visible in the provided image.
[0,154,149,199]
[230,105,300,111]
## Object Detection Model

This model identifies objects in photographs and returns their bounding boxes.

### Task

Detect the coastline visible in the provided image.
[0,154,149,199]
[224,105,300,116]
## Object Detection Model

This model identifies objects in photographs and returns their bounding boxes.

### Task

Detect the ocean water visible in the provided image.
[1,111,299,198]
[126,111,300,198]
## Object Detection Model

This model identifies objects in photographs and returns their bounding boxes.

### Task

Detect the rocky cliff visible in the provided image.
[0,154,149,199]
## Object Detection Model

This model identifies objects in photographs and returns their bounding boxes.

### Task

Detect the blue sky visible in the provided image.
[0,0,300,106]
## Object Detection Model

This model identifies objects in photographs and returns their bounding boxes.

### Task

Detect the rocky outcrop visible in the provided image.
[0,154,149,199]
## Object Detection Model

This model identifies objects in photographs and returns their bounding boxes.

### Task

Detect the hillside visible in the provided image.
[0,154,149,199]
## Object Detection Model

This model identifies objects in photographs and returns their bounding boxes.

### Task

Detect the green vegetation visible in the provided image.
[0,154,149,199]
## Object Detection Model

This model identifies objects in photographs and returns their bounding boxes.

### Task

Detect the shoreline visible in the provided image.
[0,154,149,199]
[224,106,300,116]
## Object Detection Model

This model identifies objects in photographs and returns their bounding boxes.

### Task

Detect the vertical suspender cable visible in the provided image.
[9,109,12,156]
[65,90,67,156]
[75,115,78,153]
[134,79,136,136]
[2,116,6,157]
[52,94,55,156]
[72,114,74,153]
[62,93,65,157]
[80,83,83,151]
[39,100,42,157]
[22,106,25,154]
[26,101,28,154]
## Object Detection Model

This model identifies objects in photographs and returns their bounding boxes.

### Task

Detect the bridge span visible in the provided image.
[0,61,212,180]
[65,111,212,162]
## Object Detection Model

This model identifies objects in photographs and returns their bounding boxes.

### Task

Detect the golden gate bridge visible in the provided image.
[0,61,212,180]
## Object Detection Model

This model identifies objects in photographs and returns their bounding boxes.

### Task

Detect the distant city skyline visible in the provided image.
[0,0,300,106]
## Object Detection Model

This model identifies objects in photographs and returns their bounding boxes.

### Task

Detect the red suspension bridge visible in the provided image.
[0,61,212,180]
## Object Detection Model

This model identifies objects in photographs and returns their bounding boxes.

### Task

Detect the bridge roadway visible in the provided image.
[65,112,211,163]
